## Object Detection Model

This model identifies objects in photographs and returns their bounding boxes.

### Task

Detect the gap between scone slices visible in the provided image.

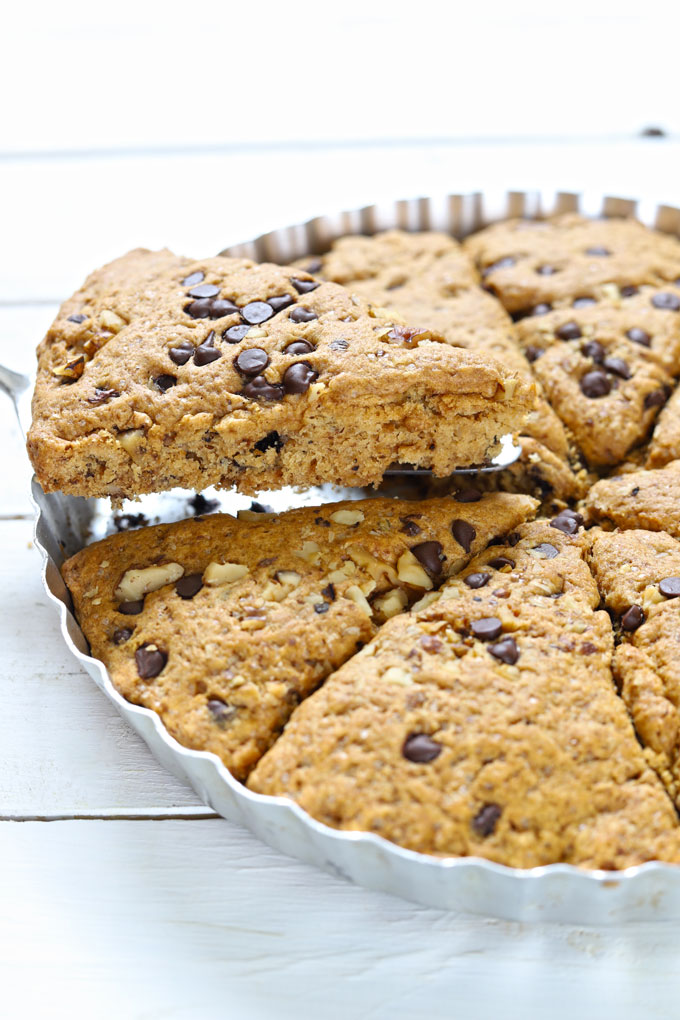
[27,248,536,501]
[249,517,680,869]
[61,491,537,782]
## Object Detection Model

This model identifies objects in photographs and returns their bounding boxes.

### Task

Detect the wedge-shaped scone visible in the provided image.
[61,492,537,781]
[28,248,535,500]
[465,214,680,316]
[585,462,680,538]
[532,335,671,467]
[302,229,583,503]
[250,519,680,868]
[588,528,680,808]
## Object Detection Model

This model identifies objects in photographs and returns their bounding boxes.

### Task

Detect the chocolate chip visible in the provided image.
[621,605,645,631]
[284,339,315,356]
[472,803,502,837]
[321,583,336,602]
[235,348,269,376]
[454,487,483,503]
[291,277,320,294]
[659,577,680,598]
[464,572,491,589]
[645,388,669,410]
[488,636,519,664]
[550,511,583,535]
[194,331,222,366]
[223,324,251,344]
[242,301,274,325]
[314,602,329,614]
[621,285,639,298]
[112,627,133,645]
[185,299,213,318]
[67,313,87,323]
[187,283,219,299]
[303,258,323,274]
[169,341,194,365]
[420,635,442,654]
[580,370,611,398]
[525,345,544,362]
[506,533,521,546]
[153,374,177,392]
[451,519,476,552]
[532,543,559,558]
[207,698,237,724]
[186,494,218,517]
[182,271,204,287]
[241,376,285,401]
[531,303,552,315]
[209,299,240,319]
[283,362,318,394]
[135,644,167,679]
[581,642,598,655]
[652,292,680,311]
[573,297,597,308]
[254,431,283,453]
[537,264,557,275]
[603,356,631,379]
[251,501,274,514]
[330,338,349,351]
[400,517,422,536]
[626,327,651,347]
[630,486,640,497]
[488,556,515,570]
[402,733,442,763]
[118,599,144,615]
[586,246,611,256]
[114,513,147,531]
[289,306,318,323]
[267,294,296,313]
[175,574,203,600]
[471,617,503,641]
[556,320,582,341]
[411,541,444,577]
[582,340,605,363]
[87,387,120,405]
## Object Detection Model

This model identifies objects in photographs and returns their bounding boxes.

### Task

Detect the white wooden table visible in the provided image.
[5,7,680,1005]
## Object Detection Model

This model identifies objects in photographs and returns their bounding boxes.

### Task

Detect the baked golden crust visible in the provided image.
[28,248,535,500]
[61,492,537,780]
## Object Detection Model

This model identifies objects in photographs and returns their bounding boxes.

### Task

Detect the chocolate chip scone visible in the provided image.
[585,462,680,537]
[301,229,584,504]
[465,214,680,316]
[28,249,535,501]
[249,518,680,868]
[61,491,537,781]
[587,527,680,808]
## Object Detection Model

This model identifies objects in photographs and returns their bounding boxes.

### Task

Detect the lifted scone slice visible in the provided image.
[61,491,537,781]
[28,248,535,500]
[588,527,680,808]
[250,520,680,868]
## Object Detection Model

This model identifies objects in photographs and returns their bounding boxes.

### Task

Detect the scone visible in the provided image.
[61,491,537,780]
[250,518,680,868]
[27,248,535,501]
[465,214,680,315]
